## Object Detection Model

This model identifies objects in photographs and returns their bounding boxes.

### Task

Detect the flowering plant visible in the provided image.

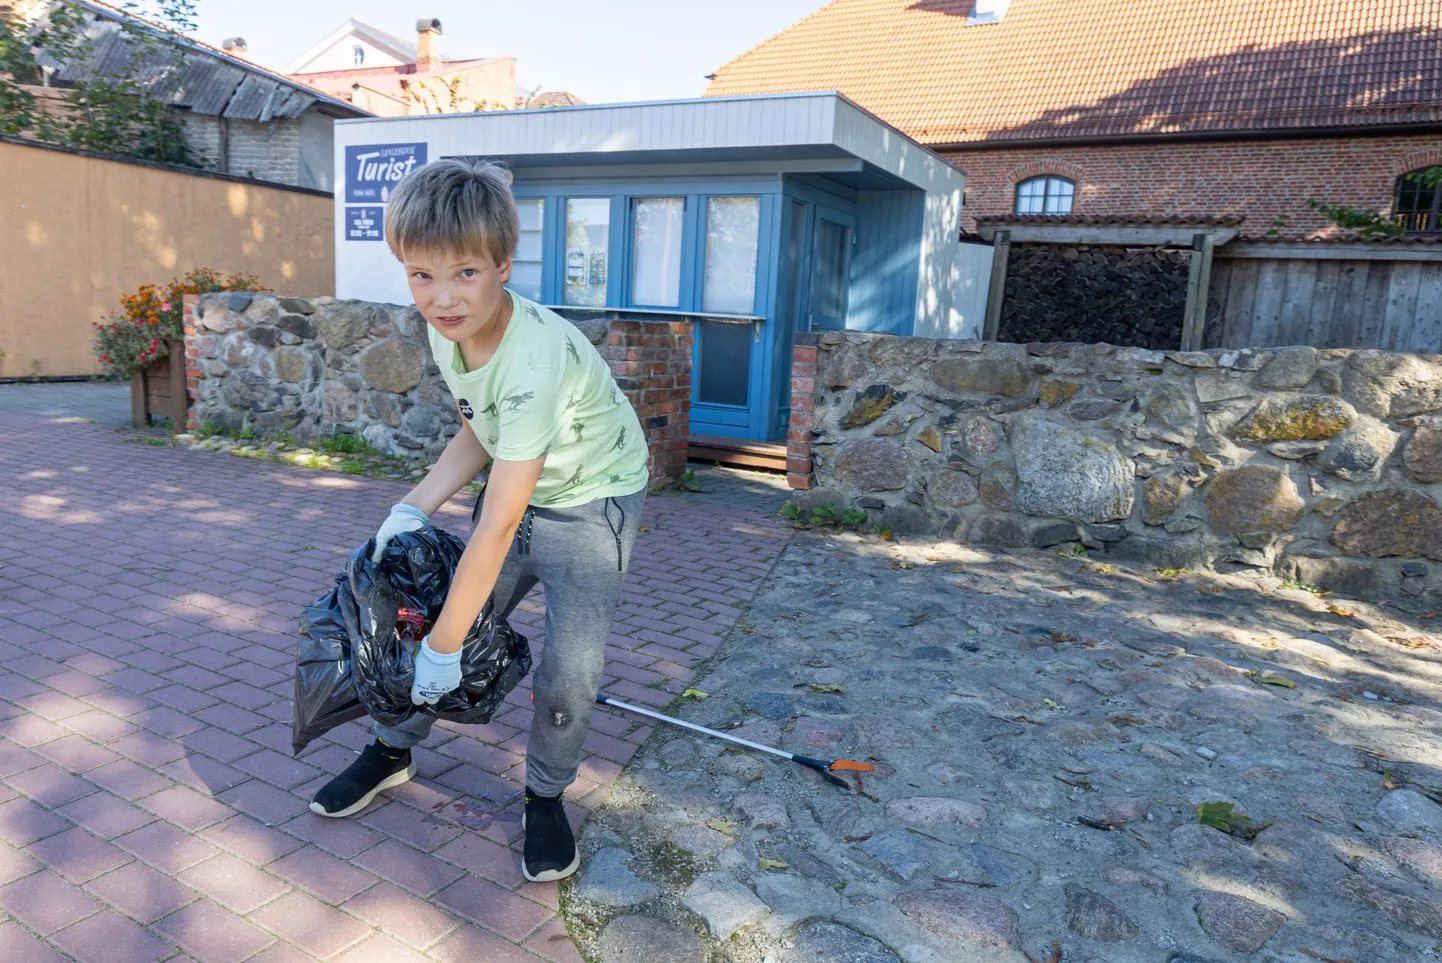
[93,268,267,378]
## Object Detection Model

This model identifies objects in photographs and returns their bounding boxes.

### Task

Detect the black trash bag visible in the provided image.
[292,526,531,755]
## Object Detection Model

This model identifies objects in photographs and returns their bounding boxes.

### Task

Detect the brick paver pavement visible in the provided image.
[0,411,791,962]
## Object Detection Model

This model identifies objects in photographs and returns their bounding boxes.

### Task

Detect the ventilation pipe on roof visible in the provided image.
[416,18,442,71]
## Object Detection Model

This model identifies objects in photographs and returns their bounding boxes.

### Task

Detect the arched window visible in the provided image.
[1015,176,1075,215]
[1395,167,1442,233]
[352,45,366,66]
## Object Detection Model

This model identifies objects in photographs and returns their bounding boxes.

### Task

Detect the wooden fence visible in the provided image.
[1205,243,1442,352]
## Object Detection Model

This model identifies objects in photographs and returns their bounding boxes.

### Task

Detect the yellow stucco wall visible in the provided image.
[0,138,334,377]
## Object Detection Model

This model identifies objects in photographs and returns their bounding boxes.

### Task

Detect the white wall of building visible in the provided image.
[293,34,407,74]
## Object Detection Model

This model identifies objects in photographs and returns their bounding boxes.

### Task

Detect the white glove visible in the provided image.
[411,637,462,705]
[371,503,429,562]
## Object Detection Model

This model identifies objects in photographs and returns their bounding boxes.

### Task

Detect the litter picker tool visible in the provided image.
[595,692,874,791]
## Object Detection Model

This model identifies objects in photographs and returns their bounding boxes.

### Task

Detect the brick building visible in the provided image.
[705,0,1442,240]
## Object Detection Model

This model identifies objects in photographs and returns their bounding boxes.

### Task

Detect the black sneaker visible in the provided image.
[521,788,579,882]
[309,741,415,818]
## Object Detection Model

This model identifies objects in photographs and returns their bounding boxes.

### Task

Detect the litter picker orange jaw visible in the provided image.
[794,755,875,791]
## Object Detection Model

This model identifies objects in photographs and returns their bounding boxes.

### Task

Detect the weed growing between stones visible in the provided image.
[132,423,430,483]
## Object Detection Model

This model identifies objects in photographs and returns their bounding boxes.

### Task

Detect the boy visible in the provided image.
[309,158,648,884]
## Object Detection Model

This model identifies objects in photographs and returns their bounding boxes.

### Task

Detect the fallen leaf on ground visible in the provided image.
[758,857,788,871]
[1054,774,1093,791]
[1388,635,1439,650]
[1327,603,1356,618]
[1299,948,1354,963]
[1197,800,1271,840]
[1246,669,1296,688]
[706,818,734,835]
[808,683,846,694]
[1023,940,1064,963]
[680,688,708,701]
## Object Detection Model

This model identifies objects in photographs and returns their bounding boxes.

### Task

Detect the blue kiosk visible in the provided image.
[333,93,986,445]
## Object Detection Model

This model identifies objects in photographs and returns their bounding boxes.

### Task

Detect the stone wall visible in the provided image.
[998,245,1189,350]
[788,331,1442,600]
[182,294,692,483]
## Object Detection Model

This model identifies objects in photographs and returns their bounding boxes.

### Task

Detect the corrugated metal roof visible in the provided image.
[41,4,357,120]
[166,56,249,114]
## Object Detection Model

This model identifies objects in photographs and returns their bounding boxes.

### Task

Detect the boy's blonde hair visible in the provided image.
[384,157,519,266]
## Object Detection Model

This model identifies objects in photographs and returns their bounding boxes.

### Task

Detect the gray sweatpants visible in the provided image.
[375,487,645,797]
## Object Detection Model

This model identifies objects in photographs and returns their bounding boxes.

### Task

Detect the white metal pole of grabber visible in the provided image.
[595,692,873,792]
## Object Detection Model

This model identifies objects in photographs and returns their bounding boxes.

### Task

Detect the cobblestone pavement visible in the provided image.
[572,529,1442,963]
[0,410,791,962]
[0,382,132,428]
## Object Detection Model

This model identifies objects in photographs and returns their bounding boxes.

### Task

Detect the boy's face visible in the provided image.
[403,248,513,345]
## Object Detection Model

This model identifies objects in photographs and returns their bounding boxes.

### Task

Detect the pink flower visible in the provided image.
[161,302,172,312]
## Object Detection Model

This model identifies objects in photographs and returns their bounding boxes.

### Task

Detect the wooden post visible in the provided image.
[130,371,148,427]
[983,230,1011,341]
[166,341,188,428]
[1181,233,1216,351]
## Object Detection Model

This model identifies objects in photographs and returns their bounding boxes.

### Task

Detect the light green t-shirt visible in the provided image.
[426,291,649,507]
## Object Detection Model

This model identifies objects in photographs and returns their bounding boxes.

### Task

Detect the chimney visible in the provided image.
[221,37,248,55]
[416,18,442,71]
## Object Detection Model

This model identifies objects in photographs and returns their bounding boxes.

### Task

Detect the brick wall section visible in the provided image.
[599,320,693,485]
[951,133,1442,238]
[786,332,819,491]
[179,115,302,186]
[182,294,202,431]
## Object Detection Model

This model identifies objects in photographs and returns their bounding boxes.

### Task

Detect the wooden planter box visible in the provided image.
[130,341,188,428]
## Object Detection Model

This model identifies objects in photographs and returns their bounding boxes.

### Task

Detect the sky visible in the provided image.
[189,0,832,104]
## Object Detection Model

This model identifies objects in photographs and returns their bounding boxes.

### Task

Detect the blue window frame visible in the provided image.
[506,178,780,439]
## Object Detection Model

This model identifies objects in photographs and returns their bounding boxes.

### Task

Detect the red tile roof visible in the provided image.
[976,214,1246,226]
[705,0,1442,145]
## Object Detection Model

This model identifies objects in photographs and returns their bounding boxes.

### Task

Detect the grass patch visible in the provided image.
[315,433,377,456]
[1278,579,1329,597]
[151,422,426,483]
[644,838,704,891]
